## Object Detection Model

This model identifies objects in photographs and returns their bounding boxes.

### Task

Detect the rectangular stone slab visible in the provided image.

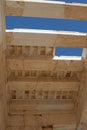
[6,0,87,20]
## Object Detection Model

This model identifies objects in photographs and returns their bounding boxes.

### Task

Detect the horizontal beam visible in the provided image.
[6,30,87,48]
[6,0,87,20]
[8,113,76,127]
[53,124,76,130]
[7,59,84,71]
[8,81,79,91]
[9,100,74,112]
[7,126,76,130]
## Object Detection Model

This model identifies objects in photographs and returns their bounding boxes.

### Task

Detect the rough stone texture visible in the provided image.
[0,0,8,130]
[6,0,87,20]
[6,30,87,48]
[1,0,87,130]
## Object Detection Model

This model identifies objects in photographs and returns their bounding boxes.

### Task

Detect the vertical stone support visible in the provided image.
[0,0,7,130]
[76,59,87,130]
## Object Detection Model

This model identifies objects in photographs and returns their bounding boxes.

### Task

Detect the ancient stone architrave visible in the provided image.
[0,0,87,130]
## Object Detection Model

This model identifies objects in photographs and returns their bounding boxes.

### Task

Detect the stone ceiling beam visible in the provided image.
[7,59,83,71]
[8,81,79,91]
[6,0,87,20]
[8,113,76,129]
[6,30,87,48]
[9,100,74,112]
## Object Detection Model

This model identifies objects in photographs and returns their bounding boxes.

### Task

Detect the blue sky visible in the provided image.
[50,0,87,3]
[6,0,87,56]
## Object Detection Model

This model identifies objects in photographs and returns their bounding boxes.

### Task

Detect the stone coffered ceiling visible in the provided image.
[0,0,87,130]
